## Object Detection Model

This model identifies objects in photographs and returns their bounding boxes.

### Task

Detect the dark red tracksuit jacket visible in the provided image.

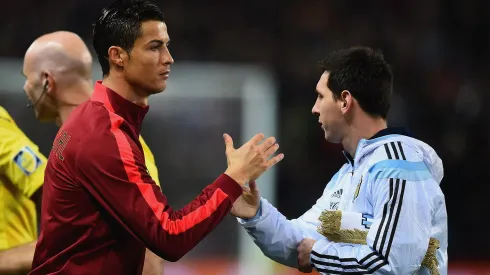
[30,81,242,274]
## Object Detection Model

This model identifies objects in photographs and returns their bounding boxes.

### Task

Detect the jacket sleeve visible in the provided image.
[75,131,242,262]
[310,160,443,274]
[0,123,46,198]
[237,185,332,267]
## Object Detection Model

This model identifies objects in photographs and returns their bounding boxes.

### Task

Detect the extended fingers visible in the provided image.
[263,142,279,158]
[246,133,265,146]
[266,153,284,168]
[256,136,276,152]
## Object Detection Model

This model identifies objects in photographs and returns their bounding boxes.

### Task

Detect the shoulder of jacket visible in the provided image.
[363,139,425,168]
[0,106,15,124]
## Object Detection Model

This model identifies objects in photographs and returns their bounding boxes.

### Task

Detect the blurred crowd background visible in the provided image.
[1,0,489,273]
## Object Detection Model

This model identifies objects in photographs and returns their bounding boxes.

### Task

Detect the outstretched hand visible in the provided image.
[223,133,283,186]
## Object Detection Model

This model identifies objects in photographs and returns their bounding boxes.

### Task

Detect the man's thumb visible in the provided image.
[223,133,235,153]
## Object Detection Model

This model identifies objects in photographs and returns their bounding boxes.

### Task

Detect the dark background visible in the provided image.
[1,0,489,267]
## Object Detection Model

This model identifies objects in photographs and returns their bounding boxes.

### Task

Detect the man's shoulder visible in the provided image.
[74,128,119,157]
[65,100,112,128]
[0,106,21,137]
[55,101,119,161]
[0,105,14,122]
[362,137,441,184]
[62,100,117,143]
[0,107,43,157]
[363,137,427,166]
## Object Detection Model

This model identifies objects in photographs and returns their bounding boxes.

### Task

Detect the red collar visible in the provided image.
[91,81,149,134]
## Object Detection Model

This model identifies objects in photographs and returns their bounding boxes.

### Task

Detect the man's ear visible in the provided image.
[108,46,127,68]
[340,90,353,114]
[42,72,55,95]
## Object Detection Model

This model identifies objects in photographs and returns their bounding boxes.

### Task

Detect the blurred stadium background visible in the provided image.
[1,0,490,274]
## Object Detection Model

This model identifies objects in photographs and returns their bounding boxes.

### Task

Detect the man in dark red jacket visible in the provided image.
[29,0,284,274]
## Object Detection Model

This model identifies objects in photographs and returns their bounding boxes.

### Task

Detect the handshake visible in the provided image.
[222,133,283,219]
[222,133,314,273]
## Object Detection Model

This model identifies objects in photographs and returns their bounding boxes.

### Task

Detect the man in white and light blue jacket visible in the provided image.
[231,46,448,274]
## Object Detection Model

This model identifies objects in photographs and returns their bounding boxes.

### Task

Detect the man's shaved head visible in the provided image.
[24,31,92,83]
[23,31,94,123]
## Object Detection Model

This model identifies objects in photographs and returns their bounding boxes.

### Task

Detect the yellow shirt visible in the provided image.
[139,136,160,188]
[0,106,46,250]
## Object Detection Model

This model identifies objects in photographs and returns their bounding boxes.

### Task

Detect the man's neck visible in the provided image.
[341,116,387,157]
[58,81,93,126]
[57,105,77,126]
[102,75,149,106]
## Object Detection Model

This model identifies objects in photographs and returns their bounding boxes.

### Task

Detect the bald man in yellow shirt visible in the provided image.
[20,31,164,274]
[0,106,46,274]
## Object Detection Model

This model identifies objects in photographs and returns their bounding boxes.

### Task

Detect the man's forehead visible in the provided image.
[316,72,330,90]
[139,21,169,41]
[22,51,36,74]
[320,71,330,82]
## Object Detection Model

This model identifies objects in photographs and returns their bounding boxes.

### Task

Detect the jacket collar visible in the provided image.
[343,127,412,166]
[91,81,149,134]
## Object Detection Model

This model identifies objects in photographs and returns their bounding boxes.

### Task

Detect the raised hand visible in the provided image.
[223,133,283,187]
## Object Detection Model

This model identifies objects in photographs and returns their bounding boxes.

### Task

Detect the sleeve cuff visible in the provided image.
[214,173,243,203]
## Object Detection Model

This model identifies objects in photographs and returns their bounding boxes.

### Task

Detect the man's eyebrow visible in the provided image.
[148,40,164,46]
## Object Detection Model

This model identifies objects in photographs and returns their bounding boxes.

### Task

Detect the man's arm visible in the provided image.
[76,139,242,262]
[309,162,444,274]
[75,132,280,262]
[0,241,37,275]
[0,131,46,200]
[0,122,46,274]
[0,170,44,275]
[237,188,331,268]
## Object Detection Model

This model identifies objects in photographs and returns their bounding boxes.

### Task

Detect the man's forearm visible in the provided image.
[142,249,164,275]
[238,198,320,268]
[0,241,36,274]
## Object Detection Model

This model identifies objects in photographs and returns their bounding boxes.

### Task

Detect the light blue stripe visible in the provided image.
[331,171,340,183]
[368,160,432,182]
[326,171,341,190]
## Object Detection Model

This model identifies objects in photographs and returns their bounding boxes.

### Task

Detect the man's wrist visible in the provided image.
[243,200,262,221]
[224,170,248,186]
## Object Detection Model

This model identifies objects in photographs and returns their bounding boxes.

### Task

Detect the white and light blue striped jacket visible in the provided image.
[238,129,448,274]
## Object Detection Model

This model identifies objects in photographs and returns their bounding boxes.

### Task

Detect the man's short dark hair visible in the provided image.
[92,0,164,76]
[318,46,393,119]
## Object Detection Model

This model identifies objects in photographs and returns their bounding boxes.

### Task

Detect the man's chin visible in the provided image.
[323,130,341,144]
[148,82,166,95]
